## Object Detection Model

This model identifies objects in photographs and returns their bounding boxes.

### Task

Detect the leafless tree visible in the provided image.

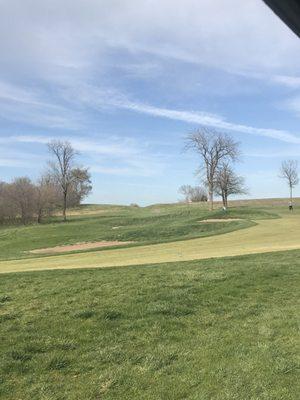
[0,182,9,223]
[279,160,299,205]
[214,163,247,209]
[8,177,37,224]
[179,185,207,203]
[0,181,22,223]
[48,140,77,221]
[185,127,239,210]
[67,168,92,207]
[35,174,60,223]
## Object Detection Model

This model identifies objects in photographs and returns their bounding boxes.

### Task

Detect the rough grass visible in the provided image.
[0,250,299,399]
[2,208,300,274]
[0,204,275,261]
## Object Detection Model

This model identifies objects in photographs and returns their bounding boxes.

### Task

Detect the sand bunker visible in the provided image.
[30,241,133,254]
[199,218,242,223]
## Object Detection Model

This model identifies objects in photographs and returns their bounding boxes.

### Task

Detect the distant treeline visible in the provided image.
[0,141,92,225]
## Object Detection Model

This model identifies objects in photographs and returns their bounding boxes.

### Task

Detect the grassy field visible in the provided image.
[0,251,299,399]
[0,203,276,262]
[0,200,299,399]
[1,204,300,274]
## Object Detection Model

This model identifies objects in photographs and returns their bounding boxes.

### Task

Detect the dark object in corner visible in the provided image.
[263,0,300,38]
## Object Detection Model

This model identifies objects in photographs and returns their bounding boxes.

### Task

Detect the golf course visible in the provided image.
[0,200,299,399]
[3,0,300,397]
[0,203,300,273]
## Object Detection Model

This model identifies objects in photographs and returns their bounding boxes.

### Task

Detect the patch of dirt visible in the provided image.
[199,218,242,223]
[30,241,134,254]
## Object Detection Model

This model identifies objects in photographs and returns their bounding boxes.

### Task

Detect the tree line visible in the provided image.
[0,141,92,224]
[179,127,299,210]
[2,129,299,224]
[180,127,246,210]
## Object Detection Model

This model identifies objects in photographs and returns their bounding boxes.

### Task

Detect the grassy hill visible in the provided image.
[0,200,299,399]
[0,251,299,399]
[0,202,277,262]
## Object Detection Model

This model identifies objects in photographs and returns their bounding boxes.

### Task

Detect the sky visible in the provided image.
[1,0,300,205]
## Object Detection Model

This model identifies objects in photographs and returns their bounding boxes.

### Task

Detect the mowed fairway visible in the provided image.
[1,209,300,274]
[0,251,299,399]
[0,203,299,399]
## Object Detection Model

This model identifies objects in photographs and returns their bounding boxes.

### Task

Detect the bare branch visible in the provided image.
[47,140,77,221]
[279,160,299,205]
[214,162,247,208]
[185,127,240,210]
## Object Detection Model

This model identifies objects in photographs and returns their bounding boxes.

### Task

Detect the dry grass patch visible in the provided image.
[199,218,242,223]
[29,241,134,254]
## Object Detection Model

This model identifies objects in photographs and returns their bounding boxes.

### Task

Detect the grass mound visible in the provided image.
[0,250,299,399]
[0,204,277,261]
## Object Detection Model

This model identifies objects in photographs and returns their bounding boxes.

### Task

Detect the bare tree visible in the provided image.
[0,182,11,223]
[48,140,77,221]
[8,177,37,224]
[279,160,299,206]
[0,181,24,224]
[179,185,207,203]
[0,143,91,226]
[185,127,239,210]
[214,163,247,209]
[35,174,60,223]
[67,168,92,207]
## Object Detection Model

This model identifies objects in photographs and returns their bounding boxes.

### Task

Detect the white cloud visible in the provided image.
[271,75,300,89]
[90,163,161,178]
[70,84,300,145]
[0,80,83,130]
[3,77,300,147]
[0,134,166,177]
[1,0,300,82]
[1,0,300,191]
[1,0,300,138]
[1,134,140,158]
[0,158,32,168]
[0,81,40,105]
[114,100,300,144]
[246,149,300,158]
[283,96,300,117]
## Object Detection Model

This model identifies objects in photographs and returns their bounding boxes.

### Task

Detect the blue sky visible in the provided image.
[1,0,300,205]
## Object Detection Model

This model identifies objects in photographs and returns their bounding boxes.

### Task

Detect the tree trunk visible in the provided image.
[37,209,42,224]
[63,192,67,221]
[221,192,226,208]
[209,189,213,211]
[21,205,26,225]
[290,185,293,204]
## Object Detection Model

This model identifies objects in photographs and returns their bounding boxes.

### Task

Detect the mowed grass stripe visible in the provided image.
[1,213,300,273]
[0,251,299,399]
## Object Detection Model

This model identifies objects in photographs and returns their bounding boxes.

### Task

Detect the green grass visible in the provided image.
[0,250,299,399]
[0,203,277,261]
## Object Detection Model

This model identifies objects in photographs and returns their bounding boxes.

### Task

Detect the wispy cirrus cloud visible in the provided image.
[282,96,300,117]
[69,84,300,145]
[0,80,83,130]
[90,161,163,178]
[113,100,300,144]
[3,78,300,147]
[1,0,300,202]
[246,149,300,158]
[0,158,34,168]
[1,134,140,158]
[271,75,300,89]
[1,1,300,84]
[0,134,166,177]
